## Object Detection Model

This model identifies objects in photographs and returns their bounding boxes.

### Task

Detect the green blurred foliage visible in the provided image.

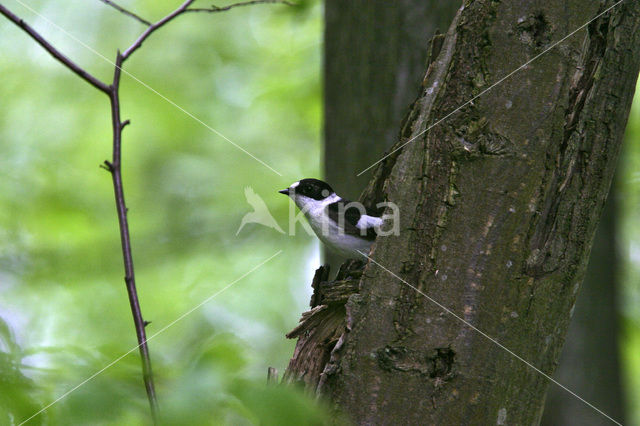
[620,81,640,425]
[0,0,325,424]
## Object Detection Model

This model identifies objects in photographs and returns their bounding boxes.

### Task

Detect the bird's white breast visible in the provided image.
[293,193,373,257]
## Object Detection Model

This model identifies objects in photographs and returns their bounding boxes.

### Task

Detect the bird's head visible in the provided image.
[279,178,336,209]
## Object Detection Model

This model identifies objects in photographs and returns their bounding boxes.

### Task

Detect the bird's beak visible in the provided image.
[279,188,290,195]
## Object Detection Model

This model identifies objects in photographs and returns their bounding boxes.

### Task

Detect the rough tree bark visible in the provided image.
[287,1,640,424]
[541,183,626,424]
[323,0,459,267]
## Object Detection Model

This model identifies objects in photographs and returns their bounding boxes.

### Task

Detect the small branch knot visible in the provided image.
[100,160,114,172]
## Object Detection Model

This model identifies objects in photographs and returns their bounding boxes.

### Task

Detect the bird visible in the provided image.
[237,186,285,235]
[279,178,383,258]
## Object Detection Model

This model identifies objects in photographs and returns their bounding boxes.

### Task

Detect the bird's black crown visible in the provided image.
[294,178,334,200]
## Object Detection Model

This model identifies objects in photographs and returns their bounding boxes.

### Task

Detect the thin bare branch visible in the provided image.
[107,51,158,422]
[121,0,195,61]
[98,0,152,26]
[187,0,294,13]
[0,3,109,93]
[121,0,293,62]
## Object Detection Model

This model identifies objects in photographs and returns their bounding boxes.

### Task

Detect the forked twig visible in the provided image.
[121,0,293,62]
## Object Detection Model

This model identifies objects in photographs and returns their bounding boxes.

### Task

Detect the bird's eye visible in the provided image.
[321,189,330,197]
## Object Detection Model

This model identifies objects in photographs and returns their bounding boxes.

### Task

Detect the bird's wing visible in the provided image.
[326,200,378,240]
[356,213,384,229]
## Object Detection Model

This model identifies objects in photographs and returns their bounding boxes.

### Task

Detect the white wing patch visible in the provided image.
[356,214,383,229]
[321,193,340,206]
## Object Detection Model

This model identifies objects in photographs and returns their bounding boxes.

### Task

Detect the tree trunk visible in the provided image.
[541,182,626,424]
[287,1,640,424]
[323,0,459,267]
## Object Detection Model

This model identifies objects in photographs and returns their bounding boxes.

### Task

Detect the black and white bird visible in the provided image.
[279,178,383,258]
